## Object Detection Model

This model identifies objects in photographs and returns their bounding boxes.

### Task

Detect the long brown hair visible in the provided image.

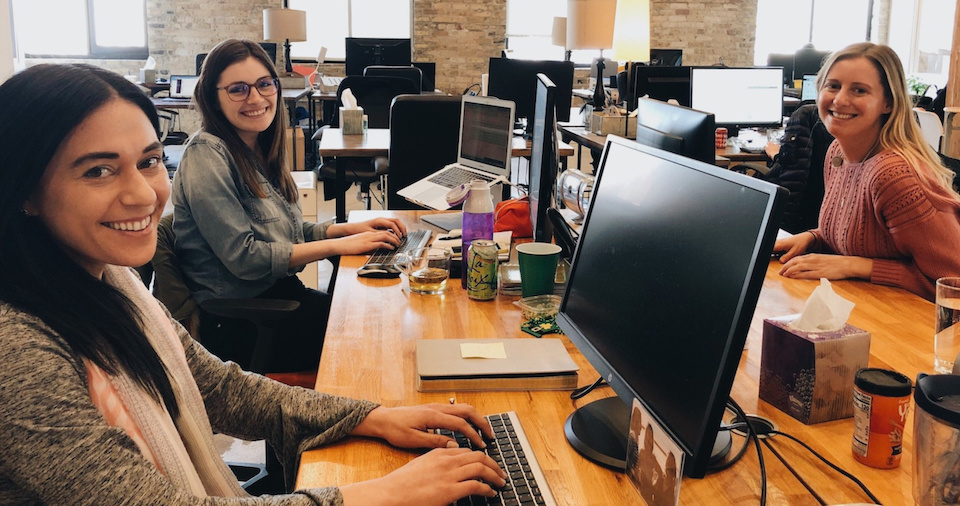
[194,39,297,202]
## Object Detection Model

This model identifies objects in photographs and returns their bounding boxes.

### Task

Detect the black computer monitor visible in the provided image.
[767,53,795,86]
[793,47,831,82]
[634,97,715,164]
[413,61,436,91]
[529,74,560,243]
[650,48,683,66]
[690,67,784,133]
[345,38,411,76]
[557,136,784,478]
[631,65,692,109]
[487,57,575,131]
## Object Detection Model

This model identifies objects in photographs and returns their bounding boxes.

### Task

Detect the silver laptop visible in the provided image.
[168,75,199,100]
[397,95,516,210]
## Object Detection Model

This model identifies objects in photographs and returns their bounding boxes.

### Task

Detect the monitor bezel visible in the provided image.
[634,97,716,164]
[529,73,559,243]
[689,66,785,131]
[556,135,785,478]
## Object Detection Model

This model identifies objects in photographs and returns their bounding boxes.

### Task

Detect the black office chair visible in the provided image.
[315,76,421,209]
[793,44,831,82]
[384,94,462,210]
[363,65,423,93]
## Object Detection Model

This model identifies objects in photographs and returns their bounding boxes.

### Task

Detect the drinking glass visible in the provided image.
[397,247,451,294]
[935,277,960,373]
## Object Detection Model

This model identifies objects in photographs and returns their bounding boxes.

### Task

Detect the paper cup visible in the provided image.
[516,243,562,298]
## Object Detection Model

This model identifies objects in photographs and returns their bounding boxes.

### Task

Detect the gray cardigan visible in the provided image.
[0,299,377,505]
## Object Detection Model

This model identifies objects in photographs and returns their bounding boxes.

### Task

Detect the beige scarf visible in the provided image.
[84,265,247,497]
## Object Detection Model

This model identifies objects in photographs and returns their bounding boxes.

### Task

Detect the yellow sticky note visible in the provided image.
[460,342,507,359]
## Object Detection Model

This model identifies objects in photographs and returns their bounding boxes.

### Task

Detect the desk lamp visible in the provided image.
[263,7,307,77]
[551,17,571,62]
[611,0,650,111]
[567,0,616,109]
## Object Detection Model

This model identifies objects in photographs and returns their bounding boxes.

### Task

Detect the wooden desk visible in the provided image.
[296,210,931,505]
[559,124,733,169]
[317,130,575,223]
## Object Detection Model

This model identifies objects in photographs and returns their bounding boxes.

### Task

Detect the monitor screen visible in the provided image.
[650,48,683,66]
[690,67,784,129]
[631,65,692,109]
[413,61,437,91]
[345,38,412,76]
[557,136,784,478]
[459,97,514,170]
[487,57,574,126]
[634,98,715,164]
[529,74,560,243]
[800,74,819,102]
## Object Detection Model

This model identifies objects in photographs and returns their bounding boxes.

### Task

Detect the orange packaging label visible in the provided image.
[851,387,911,468]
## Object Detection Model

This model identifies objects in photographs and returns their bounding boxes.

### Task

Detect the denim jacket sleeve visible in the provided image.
[174,134,294,286]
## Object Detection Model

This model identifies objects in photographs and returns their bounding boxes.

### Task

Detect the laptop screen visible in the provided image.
[800,74,818,101]
[459,99,513,170]
[169,75,199,99]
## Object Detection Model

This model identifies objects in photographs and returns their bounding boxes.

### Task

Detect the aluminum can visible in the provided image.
[466,239,498,300]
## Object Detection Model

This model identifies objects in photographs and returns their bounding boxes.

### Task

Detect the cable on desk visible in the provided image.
[769,430,881,505]
[728,399,767,506]
[761,438,826,506]
[570,376,606,400]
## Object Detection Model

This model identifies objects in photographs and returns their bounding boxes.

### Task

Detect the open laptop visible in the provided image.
[800,74,818,102]
[397,95,515,210]
[168,75,199,100]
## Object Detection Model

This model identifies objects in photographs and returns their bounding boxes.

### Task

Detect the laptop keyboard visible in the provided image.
[436,411,556,506]
[429,166,497,188]
[357,229,432,277]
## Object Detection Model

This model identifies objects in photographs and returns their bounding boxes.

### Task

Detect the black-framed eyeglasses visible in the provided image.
[217,77,279,102]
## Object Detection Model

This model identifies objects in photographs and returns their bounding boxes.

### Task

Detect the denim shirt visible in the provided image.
[171,131,328,303]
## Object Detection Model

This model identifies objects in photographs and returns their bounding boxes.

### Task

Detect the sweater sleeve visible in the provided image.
[0,304,365,505]
[869,161,960,301]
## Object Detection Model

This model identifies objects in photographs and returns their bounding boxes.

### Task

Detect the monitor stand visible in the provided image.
[564,396,733,474]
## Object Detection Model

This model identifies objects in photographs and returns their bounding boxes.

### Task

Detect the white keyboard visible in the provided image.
[316,75,344,93]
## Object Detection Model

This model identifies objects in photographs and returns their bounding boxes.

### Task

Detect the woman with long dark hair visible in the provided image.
[172,39,405,372]
[0,63,504,504]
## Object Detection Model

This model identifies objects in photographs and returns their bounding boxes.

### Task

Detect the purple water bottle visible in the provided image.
[461,181,494,288]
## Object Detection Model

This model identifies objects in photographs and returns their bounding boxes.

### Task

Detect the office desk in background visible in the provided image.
[317,129,576,222]
[297,210,929,505]
[559,124,742,168]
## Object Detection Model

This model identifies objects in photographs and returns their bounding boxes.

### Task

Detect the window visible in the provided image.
[11,0,147,59]
[287,0,412,61]
[755,0,953,91]
[505,0,597,64]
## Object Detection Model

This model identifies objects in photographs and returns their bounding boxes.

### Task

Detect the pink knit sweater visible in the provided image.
[814,141,960,301]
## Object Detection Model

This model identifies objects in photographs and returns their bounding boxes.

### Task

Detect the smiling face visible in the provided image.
[817,56,892,156]
[216,56,278,148]
[24,99,169,278]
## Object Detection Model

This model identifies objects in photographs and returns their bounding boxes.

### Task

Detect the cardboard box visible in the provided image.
[590,111,636,138]
[284,126,305,171]
[759,316,871,424]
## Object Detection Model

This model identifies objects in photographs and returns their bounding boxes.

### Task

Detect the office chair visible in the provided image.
[363,65,423,93]
[793,44,831,82]
[315,76,421,209]
[384,94,463,209]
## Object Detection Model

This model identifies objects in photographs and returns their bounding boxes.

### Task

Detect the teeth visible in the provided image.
[833,112,854,119]
[243,108,267,117]
[107,216,150,232]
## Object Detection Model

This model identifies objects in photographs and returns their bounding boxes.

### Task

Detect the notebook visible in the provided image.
[397,95,516,210]
[168,75,200,100]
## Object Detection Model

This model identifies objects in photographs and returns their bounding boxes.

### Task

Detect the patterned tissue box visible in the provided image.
[759,315,871,424]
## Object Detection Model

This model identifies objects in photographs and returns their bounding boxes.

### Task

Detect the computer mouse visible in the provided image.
[356,264,402,278]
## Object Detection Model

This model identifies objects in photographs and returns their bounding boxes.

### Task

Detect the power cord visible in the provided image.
[570,376,606,400]
[462,83,481,96]
[726,399,767,506]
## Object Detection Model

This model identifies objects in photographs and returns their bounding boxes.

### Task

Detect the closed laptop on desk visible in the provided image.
[416,338,578,391]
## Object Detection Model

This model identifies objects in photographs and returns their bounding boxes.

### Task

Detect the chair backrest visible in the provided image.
[335,75,421,129]
[386,95,463,209]
[363,65,423,92]
[150,214,200,334]
[793,45,831,81]
[914,108,944,152]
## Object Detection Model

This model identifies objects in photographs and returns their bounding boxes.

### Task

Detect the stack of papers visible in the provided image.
[498,260,570,296]
[433,231,512,262]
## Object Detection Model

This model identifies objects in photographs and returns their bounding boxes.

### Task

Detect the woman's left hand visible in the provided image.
[350,404,495,450]
[327,218,406,239]
[779,253,873,280]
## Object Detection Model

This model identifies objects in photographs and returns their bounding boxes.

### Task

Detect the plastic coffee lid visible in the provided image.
[915,373,960,426]
[854,368,912,397]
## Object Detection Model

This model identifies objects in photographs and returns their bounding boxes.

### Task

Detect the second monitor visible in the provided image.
[487,57,574,132]
[345,38,412,76]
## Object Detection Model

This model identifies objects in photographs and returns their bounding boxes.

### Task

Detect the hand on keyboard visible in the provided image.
[351,403,494,450]
[328,216,407,239]
[330,230,402,256]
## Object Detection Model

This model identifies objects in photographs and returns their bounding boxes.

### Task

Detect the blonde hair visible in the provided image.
[816,42,957,198]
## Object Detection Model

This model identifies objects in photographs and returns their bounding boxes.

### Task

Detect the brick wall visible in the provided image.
[651,0,758,67]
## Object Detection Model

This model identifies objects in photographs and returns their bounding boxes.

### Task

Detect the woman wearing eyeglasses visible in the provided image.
[172,39,405,373]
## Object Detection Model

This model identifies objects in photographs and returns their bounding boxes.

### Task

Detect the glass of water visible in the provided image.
[935,277,960,373]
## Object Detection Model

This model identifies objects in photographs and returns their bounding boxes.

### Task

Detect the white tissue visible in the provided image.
[341,88,358,109]
[790,279,855,332]
[143,56,156,70]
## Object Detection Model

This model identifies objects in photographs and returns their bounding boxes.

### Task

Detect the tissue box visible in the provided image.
[590,111,636,138]
[759,316,871,424]
[340,107,365,135]
[139,69,155,84]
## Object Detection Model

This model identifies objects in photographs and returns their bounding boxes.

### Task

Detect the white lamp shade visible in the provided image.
[566,0,616,51]
[611,0,651,62]
[551,17,567,47]
[263,8,307,42]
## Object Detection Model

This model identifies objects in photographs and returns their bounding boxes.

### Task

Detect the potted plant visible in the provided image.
[907,75,931,105]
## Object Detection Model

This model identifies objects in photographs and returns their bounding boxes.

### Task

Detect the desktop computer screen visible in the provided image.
[631,65,692,110]
[690,67,784,131]
[345,38,412,76]
[649,48,683,67]
[487,57,574,129]
[634,97,715,164]
[556,136,784,478]
[529,74,560,243]
[800,74,819,102]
